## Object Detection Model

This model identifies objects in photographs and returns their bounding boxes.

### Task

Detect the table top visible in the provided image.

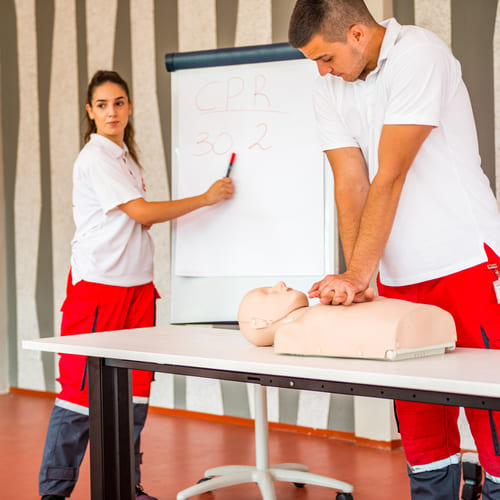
[23,324,500,399]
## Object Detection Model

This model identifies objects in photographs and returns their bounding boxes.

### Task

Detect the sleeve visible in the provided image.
[312,77,360,152]
[383,42,461,126]
[87,154,144,214]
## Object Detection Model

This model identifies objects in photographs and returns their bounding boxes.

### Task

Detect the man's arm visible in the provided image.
[328,147,370,265]
[310,123,434,305]
[308,146,370,300]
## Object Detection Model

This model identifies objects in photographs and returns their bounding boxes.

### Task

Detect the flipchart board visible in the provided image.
[165,43,336,323]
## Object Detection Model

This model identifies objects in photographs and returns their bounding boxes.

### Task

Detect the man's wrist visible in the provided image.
[345,265,373,290]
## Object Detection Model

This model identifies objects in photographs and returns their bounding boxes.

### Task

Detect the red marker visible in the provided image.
[225,152,236,177]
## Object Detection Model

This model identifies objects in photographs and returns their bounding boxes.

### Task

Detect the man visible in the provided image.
[288,1,500,498]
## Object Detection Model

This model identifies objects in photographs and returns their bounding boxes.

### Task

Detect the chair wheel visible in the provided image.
[293,482,305,488]
[336,493,353,500]
[196,476,212,484]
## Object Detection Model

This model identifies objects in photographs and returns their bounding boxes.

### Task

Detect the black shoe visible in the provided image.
[41,496,65,500]
[135,483,158,500]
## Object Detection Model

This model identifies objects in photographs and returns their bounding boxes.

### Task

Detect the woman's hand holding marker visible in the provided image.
[204,176,234,205]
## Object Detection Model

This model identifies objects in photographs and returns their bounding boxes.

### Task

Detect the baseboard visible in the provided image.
[9,386,57,398]
[9,387,403,450]
[354,436,403,450]
[152,409,402,449]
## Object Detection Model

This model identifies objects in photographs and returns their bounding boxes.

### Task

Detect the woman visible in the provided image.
[39,70,233,500]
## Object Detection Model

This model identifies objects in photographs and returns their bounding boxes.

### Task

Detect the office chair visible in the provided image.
[176,383,354,500]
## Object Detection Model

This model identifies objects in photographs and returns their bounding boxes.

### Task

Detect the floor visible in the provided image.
[0,391,412,499]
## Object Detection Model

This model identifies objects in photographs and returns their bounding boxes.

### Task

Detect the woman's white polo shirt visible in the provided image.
[71,134,154,287]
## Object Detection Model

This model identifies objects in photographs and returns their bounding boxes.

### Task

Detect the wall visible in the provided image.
[0,56,7,395]
[0,0,356,436]
[0,0,498,441]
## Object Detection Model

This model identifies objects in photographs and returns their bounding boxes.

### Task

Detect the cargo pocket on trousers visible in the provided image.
[58,299,99,392]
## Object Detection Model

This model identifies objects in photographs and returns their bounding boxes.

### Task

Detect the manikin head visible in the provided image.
[238,282,309,346]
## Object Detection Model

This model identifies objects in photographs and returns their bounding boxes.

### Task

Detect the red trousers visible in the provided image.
[57,272,158,408]
[378,245,500,477]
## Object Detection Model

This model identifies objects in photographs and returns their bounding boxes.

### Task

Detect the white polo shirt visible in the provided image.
[314,18,500,286]
[71,134,154,287]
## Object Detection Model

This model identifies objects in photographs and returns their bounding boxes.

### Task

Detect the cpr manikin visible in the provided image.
[238,282,456,360]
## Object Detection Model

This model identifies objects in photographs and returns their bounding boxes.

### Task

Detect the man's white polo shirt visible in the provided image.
[313,18,500,286]
[71,134,154,287]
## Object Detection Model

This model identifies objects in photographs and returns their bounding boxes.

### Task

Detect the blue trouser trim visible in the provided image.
[489,410,500,456]
[481,326,500,457]
[79,305,98,391]
[481,325,491,349]
[39,402,149,496]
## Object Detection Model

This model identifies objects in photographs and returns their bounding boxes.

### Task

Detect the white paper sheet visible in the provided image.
[173,59,325,277]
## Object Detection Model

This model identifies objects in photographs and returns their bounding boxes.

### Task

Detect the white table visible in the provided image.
[24,325,500,500]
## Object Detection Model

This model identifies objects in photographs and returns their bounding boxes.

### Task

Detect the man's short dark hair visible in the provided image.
[289,0,376,48]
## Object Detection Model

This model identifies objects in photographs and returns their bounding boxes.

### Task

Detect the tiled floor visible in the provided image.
[0,391,411,499]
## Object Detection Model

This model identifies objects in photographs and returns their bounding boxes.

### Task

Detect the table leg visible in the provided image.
[88,357,135,500]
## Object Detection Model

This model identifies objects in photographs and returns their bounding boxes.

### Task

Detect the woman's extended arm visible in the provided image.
[119,177,233,226]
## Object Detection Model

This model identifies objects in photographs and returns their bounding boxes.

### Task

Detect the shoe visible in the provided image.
[41,496,65,500]
[136,483,158,500]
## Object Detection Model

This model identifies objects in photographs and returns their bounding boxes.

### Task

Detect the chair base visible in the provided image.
[176,385,354,500]
[177,463,353,500]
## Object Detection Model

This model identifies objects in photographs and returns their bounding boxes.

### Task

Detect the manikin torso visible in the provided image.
[238,283,457,360]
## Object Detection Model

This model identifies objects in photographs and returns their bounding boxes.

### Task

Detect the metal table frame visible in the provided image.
[23,327,500,500]
[87,354,500,500]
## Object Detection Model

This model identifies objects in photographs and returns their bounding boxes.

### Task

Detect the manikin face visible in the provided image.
[300,30,369,82]
[86,81,132,146]
[247,282,309,320]
[238,282,309,346]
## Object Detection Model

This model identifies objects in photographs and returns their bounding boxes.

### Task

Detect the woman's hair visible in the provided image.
[289,0,376,48]
[84,70,141,167]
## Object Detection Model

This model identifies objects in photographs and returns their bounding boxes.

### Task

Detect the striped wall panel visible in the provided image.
[0,0,20,389]
[0,54,8,394]
[49,0,79,392]
[130,0,174,407]
[130,0,171,325]
[86,0,118,77]
[178,0,217,52]
[14,0,44,390]
[451,0,497,195]
[415,0,451,46]
[234,0,272,46]
[366,0,392,21]
[495,0,500,209]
